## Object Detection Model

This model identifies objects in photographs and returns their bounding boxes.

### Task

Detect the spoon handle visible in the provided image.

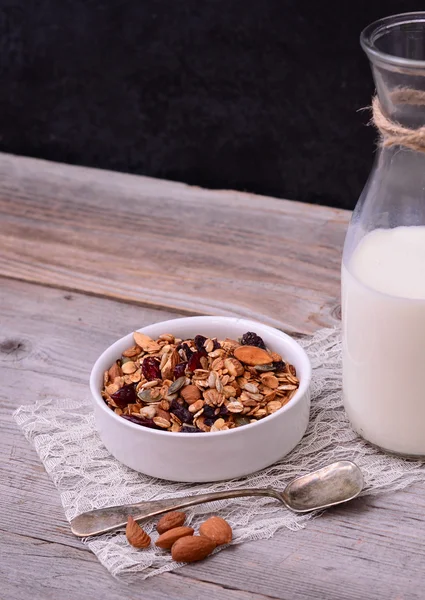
[70,487,282,537]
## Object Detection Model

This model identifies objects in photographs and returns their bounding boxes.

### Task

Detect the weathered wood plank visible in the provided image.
[2,278,425,600]
[1,530,268,600]
[0,152,348,334]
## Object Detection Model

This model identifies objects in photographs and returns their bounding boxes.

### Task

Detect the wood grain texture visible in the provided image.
[2,278,425,600]
[2,531,268,600]
[0,152,348,335]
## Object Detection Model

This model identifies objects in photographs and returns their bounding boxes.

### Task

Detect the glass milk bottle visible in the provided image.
[342,13,425,456]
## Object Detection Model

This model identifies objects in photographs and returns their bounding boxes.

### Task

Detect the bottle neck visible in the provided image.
[372,63,425,128]
[361,13,425,128]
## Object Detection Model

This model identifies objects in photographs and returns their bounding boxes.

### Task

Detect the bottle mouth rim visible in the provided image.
[361,12,425,69]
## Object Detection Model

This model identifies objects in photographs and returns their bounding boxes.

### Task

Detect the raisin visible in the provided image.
[187,349,207,372]
[203,405,216,418]
[180,426,203,433]
[194,335,207,351]
[111,383,137,408]
[204,417,217,426]
[170,399,193,424]
[181,343,194,361]
[219,405,229,416]
[122,415,162,429]
[141,356,162,381]
[212,338,221,350]
[273,360,286,372]
[173,362,188,379]
[240,331,267,350]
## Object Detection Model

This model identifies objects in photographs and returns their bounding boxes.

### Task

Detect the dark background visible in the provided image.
[0,1,422,209]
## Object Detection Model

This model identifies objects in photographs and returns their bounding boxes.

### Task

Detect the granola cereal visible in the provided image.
[101,331,300,433]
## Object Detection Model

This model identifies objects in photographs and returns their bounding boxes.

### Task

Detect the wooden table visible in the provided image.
[1,153,424,600]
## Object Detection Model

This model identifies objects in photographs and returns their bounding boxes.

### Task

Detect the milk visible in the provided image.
[342,226,425,455]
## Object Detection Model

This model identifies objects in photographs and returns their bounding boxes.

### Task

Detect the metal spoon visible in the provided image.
[70,460,363,538]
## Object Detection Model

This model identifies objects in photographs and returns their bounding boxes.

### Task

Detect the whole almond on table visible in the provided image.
[199,516,233,545]
[125,516,151,548]
[171,535,216,563]
[155,526,195,549]
[156,511,186,534]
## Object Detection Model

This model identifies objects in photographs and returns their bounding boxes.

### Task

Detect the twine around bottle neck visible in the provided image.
[372,89,425,153]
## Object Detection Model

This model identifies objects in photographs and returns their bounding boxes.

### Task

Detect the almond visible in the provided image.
[199,516,232,545]
[133,331,154,350]
[180,384,201,404]
[171,535,216,562]
[156,511,186,534]
[108,362,123,381]
[122,344,141,358]
[125,516,151,548]
[145,340,161,353]
[161,349,180,380]
[233,345,273,366]
[155,526,195,549]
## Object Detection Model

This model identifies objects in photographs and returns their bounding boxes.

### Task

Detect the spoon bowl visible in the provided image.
[281,460,364,512]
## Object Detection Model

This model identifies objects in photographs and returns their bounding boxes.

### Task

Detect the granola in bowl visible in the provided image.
[102,331,300,433]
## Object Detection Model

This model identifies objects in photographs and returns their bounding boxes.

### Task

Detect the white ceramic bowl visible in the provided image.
[90,316,311,482]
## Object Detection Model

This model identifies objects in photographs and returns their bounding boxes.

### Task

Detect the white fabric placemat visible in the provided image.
[13,328,425,579]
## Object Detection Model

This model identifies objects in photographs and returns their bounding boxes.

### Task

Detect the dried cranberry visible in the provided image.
[181,343,194,361]
[142,356,162,381]
[122,415,162,429]
[173,362,187,379]
[180,426,203,433]
[273,360,286,372]
[111,383,137,408]
[170,399,193,424]
[187,349,207,372]
[240,331,267,350]
[194,334,207,351]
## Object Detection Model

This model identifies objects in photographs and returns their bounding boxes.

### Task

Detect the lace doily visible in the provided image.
[13,328,425,579]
